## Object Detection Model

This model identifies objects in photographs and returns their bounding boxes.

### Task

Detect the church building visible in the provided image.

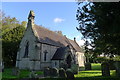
[16,10,85,70]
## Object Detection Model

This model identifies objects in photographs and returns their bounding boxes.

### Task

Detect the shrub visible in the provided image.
[71,64,79,74]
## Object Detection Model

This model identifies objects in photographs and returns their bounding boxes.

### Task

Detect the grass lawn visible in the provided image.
[92,63,101,70]
[74,63,119,80]
[2,63,120,80]
[2,68,43,79]
[75,63,115,77]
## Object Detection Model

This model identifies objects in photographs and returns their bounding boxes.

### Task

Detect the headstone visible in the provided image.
[71,64,79,74]
[66,69,75,80]
[43,67,50,77]
[59,68,66,78]
[108,60,115,70]
[101,62,110,76]
[12,67,20,76]
[0,61,4,72]
[114,61,120,77]
[29,71,37,78]
[50,67,58,77]
[85,62,91,70]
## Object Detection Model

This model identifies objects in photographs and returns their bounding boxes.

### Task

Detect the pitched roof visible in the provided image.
[33,25,82,52]
[51,47,68,60]
[68,39,82,52]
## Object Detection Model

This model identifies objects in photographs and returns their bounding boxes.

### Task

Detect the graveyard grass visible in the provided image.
[75,63,115,77]
[2,69,43,79]
[2,63,119,80]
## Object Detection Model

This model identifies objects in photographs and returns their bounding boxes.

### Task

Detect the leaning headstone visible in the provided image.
[114,61,120,77]
[59,68,66,78]
[66,69,75,80]
[101,62,110,76]
[12,67,20,76]
[43,67,50,77]
[71,64,79,74]
[50,67,58,77]
[85,62,91,70]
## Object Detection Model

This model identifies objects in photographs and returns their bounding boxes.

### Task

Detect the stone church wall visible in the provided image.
[16,23,39,69]
[76,52,85,67]
[40,44,58,69]
[51,60,60,68]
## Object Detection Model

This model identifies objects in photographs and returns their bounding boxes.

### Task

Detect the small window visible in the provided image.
[24,41,29,58]
[44,50,48,61]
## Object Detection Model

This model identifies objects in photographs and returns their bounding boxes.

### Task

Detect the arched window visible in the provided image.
[44,50,48,61]
[24,41,29,58]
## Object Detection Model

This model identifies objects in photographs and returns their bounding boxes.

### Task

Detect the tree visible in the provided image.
[1,12,26,67]
[2,26,25,67]
[76,2,120,56]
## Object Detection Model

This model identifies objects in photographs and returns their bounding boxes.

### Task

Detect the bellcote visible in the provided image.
[28,10,35,21]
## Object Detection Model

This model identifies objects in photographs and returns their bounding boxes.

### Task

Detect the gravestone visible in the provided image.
[43,67,50,77]
[101,62,110,76]
[29,71,38,78]
[108,60,115,70]
[114,61,120,77]
[2,61,4,72]
[12,67,20,76]
[50,67,58,77]
[85,62,91,70]
[59,68,66,78]
[66,69,75,80]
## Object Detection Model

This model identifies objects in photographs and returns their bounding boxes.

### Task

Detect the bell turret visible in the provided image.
[28,10,35,21]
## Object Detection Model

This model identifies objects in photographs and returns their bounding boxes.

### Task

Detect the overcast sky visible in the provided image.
[2,2,85,46]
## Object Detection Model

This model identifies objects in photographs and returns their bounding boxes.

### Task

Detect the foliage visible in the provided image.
[112,56,120,61]
[71,64,79,74]
[1,12,26,67]
[76,2,120,56]
[94,57,109,63]
[2,26,25,67]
